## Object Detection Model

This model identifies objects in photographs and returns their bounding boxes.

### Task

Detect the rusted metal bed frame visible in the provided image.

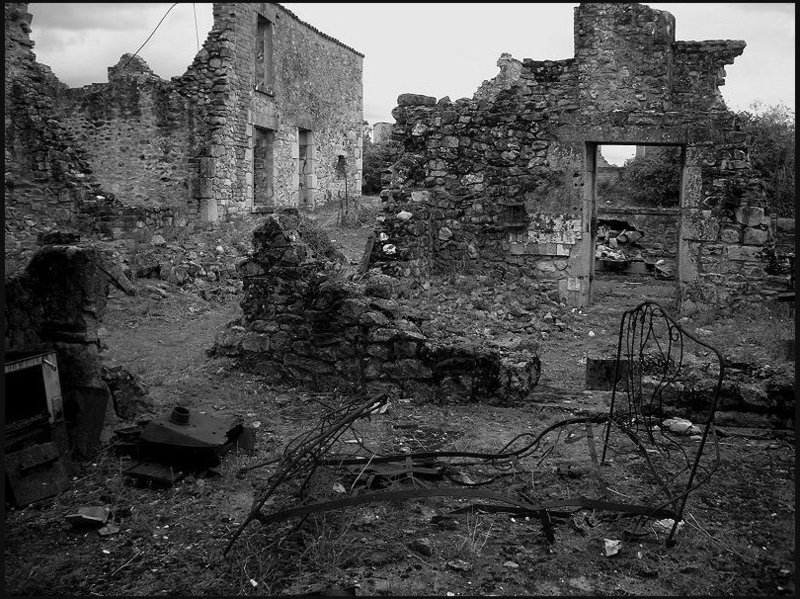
[224,300,724,554]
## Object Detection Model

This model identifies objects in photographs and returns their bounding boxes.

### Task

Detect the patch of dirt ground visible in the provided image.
[5,205,795,596]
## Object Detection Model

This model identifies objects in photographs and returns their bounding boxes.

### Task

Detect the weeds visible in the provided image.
[227,527,284,595]
[299,512,357,572]
[453,511,493,558]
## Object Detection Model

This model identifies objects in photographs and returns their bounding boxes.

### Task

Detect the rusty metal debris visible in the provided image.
[138,406,242,465]
[225,301,723,553]
[5,351,71,507]
[603,301,724,545]
[123,461,188,487]
[114,406,244,486]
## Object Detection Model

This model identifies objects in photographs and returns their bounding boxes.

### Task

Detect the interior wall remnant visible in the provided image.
[213,210,541,405]
[370,2,774,312]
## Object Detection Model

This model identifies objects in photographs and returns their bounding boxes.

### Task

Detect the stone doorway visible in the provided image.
[298,128,313,209]
[584,142,684,310]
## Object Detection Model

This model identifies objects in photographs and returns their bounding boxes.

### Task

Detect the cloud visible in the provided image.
[29,3,168,31]
[27,3,214,86]
[23,3,795,122]
[734,3,796,17]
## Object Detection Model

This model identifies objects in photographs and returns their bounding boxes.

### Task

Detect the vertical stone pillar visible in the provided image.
[199,156,218,223]
[572,142,597,308]
[677,160,702,310]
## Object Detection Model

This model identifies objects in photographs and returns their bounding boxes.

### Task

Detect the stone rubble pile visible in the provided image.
[96,228,254,302]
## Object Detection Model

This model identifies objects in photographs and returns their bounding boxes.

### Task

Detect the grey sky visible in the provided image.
[26,2,795,165]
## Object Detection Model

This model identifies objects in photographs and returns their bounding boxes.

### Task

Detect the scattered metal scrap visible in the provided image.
[114,406,246,486]
[4,351,71,507]
[225,301,724,553]
[65,506,110,528]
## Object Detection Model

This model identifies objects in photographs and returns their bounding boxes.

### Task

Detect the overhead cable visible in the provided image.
[120,2,179,72]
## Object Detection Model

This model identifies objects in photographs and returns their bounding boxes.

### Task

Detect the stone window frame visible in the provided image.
[255,14,275,95]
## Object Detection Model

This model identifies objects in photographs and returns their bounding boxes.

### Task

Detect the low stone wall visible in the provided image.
[75,195,196,243]
[212,210,540,404]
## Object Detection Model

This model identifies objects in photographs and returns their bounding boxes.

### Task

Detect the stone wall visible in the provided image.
[4,3,199,255]
[57,55,199,215]
[4,4,107,246]
[236,3,364,212]
[5,2,363,238]
[212,210,540,405]
[370,2,777,312]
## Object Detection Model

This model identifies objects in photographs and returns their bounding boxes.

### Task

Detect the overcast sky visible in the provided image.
[26,3,795,164]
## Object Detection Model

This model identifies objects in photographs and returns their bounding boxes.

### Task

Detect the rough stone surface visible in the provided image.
[369,2,775,311]
[212,210,540,404]
[4,1,363,246]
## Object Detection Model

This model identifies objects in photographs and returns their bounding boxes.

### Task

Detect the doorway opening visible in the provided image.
[298,128,313,209]
[590,143,683,310]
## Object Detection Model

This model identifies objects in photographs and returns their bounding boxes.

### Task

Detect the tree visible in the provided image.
[361,121,401,195]
[736,102,795,217]
[616,146,682,208]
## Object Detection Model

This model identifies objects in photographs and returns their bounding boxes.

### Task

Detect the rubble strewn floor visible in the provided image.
[4,209,795,596]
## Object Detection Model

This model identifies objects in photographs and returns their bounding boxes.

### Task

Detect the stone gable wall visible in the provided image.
[219,3,364,215]
[370,2,779,312]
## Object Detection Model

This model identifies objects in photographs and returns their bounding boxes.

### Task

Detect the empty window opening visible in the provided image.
[253,126,275,208]
[592,144,683,308]
[298,128,313,208]
[255,15,274,92]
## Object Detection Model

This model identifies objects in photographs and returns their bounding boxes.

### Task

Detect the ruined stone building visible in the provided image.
[370,3,783,312]
[5,3,363,242]
[4,2,362,457]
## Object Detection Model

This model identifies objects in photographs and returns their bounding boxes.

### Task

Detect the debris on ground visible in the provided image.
[603,539,622,557]
[112,406,246,486]
[65,506,110,528]
[652,518,684,536]
[662,418,702,436]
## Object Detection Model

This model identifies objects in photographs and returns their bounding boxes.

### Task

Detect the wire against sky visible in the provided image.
[120,2,178,72]
[192,3,199,52]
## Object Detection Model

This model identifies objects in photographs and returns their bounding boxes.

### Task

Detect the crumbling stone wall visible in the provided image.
[57,55,199,216]
[5,2,363,238]
[371,2,776,311]
[4,3,197,255]
[56,3,363,221]
[4,4,108,246]
[212,211,540,405]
